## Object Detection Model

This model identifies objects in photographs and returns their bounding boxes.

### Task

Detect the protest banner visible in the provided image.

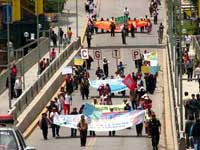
[53,110,145,131]
[89,79,128,93]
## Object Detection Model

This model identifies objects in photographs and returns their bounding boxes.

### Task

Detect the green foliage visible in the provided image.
[190,0,197,6]
[44,0,66,13]
[182,20,198,35]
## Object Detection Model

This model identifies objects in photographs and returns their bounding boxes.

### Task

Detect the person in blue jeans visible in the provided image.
[191,119,200,150]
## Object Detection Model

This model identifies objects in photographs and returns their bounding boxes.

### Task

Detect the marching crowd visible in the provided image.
[38,46,162,150]
[84,0,164,48]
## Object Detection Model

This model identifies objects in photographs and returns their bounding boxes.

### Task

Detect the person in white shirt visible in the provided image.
[14,76,22,98]
[124,7,129,17]
[64,92,72,115]
[185,34,192,52]
[50,107,60,138]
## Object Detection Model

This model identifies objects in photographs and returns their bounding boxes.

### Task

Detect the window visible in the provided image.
[0,130,18,150]
[15,129,26,149]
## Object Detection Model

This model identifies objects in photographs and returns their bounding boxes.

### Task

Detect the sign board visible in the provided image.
[112,49,120,59]
[132,49,141,60]
[81,49,89,59]
[115,16,128,25]
[93,49,102,60]
[62,66,72,75]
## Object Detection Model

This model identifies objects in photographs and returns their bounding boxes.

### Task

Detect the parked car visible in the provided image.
[0,115,36,150]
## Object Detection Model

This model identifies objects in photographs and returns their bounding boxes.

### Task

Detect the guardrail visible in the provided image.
[167,36,180,149]
[9,37,81,120]
[0,38,49,95]
[192,35,200,58]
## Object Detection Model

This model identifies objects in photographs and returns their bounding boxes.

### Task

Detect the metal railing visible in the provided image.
[192,35,200,59]
[0,38,49,95]
[9,37,81,120]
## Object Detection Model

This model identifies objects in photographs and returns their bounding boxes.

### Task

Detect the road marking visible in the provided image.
[86,137,97,150]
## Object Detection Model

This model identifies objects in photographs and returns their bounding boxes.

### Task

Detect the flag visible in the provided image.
[122,74,136,90]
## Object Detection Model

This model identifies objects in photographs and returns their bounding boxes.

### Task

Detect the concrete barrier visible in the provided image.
[0,38,49,95]
[9,38,81,133]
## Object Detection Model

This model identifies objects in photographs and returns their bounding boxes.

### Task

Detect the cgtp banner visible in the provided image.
[53,110,145,132]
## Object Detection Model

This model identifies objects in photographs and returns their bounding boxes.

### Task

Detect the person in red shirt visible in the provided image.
[11,64,17,77]
[50,48,56,61]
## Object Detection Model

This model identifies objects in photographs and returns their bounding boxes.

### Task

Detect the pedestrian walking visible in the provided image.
[49,48,56,62]
[186,59,194,81]
[14,76,22,98]
[86,31,92,48]
[39,113,51,140]
[136,105,144,136]
[67,27,73,44]
[64,92,72,115]
[121,27,126,44]
[110,21,116,37]
[185,34,192,52]
[71,107,78,137]
[153,11,158,25]
[185,115,195,148]
[130,23,135,37]
[149,113,161,150]
[80,76,90,100]
[191,119,200,150]
[124,7,129,17]
[103,57,109,78]
[50,107,60,138]
[77,115,88,147]
[59,28,64,44]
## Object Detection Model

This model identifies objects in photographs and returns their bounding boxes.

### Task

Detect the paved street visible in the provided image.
[0,0,87,114]
[26,0,168,149]
[27,48,165,150]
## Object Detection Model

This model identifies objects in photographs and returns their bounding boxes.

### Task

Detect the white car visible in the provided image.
[0,115,36,150]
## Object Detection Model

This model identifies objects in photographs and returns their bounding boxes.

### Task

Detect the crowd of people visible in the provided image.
[182,34,200,149]
[84,0,164,47]
[37,47,162,150]
[49,27,73,48]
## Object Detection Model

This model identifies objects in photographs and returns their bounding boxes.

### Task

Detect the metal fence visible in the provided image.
[9,38,81,120]
[0,38,49,95]
[192,35,200,58]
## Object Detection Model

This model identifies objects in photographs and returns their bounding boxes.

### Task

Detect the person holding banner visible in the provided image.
[77,115,88,146]
[109,108,116,136]
[70,107,78,137]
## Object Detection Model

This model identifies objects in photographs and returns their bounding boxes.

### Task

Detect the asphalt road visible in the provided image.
[26,0,167,149]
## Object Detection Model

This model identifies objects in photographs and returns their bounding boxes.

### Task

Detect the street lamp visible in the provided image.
[37,22,42,76]
[76,0,78,37]
[7,41,12,109]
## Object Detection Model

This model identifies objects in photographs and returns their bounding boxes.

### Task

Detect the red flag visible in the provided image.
[122,74,136,90]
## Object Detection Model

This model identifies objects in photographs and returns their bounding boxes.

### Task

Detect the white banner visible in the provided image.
[54,110,145,131]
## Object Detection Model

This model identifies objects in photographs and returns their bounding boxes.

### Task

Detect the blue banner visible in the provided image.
[89,79,128,93]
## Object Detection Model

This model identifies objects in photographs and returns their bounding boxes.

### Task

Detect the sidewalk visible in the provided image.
[0,0,87,114]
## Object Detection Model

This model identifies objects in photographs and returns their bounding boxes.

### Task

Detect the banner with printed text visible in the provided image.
[53,110,145,131]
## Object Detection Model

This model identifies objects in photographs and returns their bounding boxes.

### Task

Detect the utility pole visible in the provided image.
[58,0,61,53]
[76,0,78,37]
[7,0,12,109]
[36,0,41,76]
